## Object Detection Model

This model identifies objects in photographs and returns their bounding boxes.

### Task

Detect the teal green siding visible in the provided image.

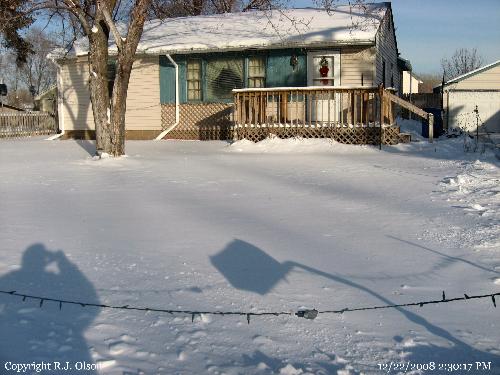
[178,60,187,103]
[160,50,308,104]
[266,50,307,87]
[159,55,187,104]
[159,55,175,104]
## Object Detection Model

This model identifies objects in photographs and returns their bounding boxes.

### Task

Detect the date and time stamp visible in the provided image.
[377,361,493,373]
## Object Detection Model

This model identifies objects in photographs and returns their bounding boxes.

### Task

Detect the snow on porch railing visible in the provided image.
[0,112,57,139]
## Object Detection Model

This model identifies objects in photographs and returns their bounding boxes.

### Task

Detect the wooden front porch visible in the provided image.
[232,86,433,144]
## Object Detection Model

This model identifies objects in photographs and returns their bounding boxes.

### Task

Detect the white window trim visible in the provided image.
[307,50,341,87]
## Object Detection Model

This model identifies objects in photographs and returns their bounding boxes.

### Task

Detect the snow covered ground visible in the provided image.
[0,130,499,375]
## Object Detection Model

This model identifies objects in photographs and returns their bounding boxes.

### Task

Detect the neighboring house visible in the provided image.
[437,59,500,133]
[0,103,25,113]
[54,2,400,140]
[34,85,57,114]
[402,71,422,95]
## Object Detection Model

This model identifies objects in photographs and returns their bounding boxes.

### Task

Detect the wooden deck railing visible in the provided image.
[0,112,57,139]
[233,86,435,143]
[233,86,389,127]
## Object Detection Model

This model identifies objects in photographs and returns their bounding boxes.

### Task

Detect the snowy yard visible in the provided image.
[0,132,499,374]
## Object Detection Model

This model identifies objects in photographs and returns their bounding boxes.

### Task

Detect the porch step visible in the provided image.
[398,132,412,144]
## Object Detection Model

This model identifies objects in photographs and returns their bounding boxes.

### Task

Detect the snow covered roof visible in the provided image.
[65,4,388,58]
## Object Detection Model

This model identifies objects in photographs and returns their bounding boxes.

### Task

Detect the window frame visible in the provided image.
[186,58,203,102]
[247,56,266,88]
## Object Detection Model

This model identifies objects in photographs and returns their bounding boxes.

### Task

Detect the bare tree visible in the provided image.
[1,0,154,156]
[15,28,58,96]
[2,0,365,156]
[441,48,483,81]
[418,73,441,93]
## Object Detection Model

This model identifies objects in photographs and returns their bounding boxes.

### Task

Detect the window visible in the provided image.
[248,57,266,88]
[187,59,202,101]
[206,57,244,101]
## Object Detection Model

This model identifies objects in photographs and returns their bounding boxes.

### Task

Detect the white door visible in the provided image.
[307,51,341,123]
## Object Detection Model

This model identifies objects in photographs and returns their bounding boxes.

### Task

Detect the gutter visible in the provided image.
[155,54,179,140]
[46,63,65,140]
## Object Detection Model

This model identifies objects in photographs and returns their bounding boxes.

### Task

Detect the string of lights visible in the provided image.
[0,289,498,324]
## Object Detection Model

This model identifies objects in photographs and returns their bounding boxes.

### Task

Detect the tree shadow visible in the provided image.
[62,61,96,156]
[211,239,500,370]
[0,243,100,373]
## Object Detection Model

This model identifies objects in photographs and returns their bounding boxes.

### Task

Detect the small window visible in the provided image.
[187,59,202,101]
[248,57,266,88]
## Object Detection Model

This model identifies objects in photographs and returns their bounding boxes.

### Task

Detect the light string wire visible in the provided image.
[0,289,498,323]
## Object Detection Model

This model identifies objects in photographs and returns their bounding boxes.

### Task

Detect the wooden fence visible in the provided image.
[0,112,57,138]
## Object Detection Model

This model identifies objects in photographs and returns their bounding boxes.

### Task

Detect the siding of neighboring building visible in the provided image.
[375,9,399,91]
[444,63,500,133]
[451,64,500,90]
[0,106,24,113]
[340,47,376,86]
[402,71,421,94]
[59,56,161,132]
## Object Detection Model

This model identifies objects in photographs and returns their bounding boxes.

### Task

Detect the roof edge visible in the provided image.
[440,59,500,87]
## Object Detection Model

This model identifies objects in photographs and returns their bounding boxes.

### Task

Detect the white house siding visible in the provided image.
[59,56,161,132]
[445,63,500,133]
[402,71,421,94]
[375,10,399,91]
[448,91,500,133]
[125,56,161,130]
[60,59,94,131]
[340,47,376,86]
[452,64,500,90]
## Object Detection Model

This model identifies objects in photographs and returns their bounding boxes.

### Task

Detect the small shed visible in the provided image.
[439,59,500,133]
[35,85,57,114]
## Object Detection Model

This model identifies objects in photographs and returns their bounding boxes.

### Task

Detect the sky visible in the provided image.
[292,0,500,75]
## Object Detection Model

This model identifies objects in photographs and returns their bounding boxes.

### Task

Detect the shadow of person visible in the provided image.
[211,239,500,370]
[0,243,100,374]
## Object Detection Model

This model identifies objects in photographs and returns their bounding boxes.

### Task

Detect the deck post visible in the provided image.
[428,113,434,143]
[378,85,384,150]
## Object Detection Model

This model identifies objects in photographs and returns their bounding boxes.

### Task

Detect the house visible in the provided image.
[438,59,500,133]
[34,85,57,115]
[0,103,25,113]
[54,2,400,141]
[397,57,422,95]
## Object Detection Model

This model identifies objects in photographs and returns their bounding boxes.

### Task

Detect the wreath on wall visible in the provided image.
[319,56,330,85]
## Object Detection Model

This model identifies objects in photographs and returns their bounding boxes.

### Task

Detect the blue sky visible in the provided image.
[291,0,500,74]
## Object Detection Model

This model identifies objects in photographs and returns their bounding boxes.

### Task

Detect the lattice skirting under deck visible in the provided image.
[161,103,404,145]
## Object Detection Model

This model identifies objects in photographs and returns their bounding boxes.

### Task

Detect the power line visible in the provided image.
[0,289,498,324]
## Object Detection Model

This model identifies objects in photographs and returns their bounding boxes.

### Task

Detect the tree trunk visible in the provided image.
[87,0,151,157]
[88,22,112,156]
[109,55,133,156]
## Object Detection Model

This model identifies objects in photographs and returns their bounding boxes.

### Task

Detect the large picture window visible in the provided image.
[206,57,244,101]
[187,59,202,101]
[248,57,266,88]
